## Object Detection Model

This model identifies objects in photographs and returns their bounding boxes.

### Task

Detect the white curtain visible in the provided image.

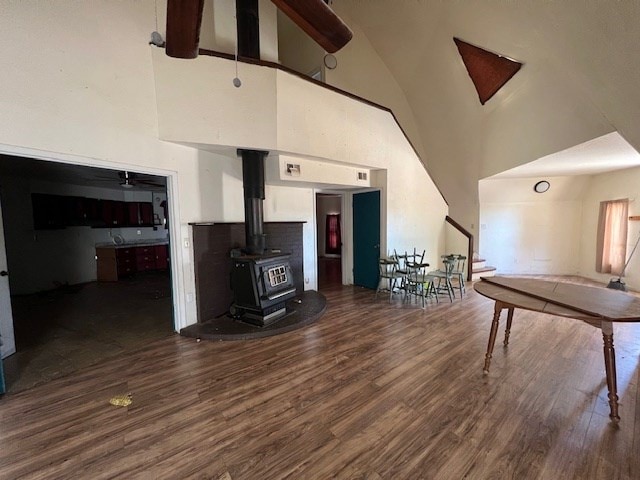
[596,199,629,275]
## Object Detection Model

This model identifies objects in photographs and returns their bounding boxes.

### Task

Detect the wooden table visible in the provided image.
[474,276,640,422]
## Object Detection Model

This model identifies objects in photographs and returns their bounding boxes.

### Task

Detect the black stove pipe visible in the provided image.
[239,149,268,255]
[236,1,267,255]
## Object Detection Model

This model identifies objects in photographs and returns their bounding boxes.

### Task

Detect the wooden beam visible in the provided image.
[271,0,353,53]
[165,0,206,59]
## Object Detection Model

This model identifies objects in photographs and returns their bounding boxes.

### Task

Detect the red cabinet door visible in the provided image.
[127,202,140,226]
[139,202,154,226]
[155,244,169,270]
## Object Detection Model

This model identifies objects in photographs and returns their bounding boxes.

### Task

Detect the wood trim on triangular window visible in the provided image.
[454,37,522,105]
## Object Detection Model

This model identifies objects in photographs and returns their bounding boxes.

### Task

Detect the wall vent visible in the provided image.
[357,171,368,181]
[286,163,301,176]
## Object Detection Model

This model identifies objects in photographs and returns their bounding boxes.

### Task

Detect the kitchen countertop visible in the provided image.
[95,239,169,249]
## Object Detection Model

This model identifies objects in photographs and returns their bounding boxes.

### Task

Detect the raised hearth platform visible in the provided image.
[180,290,326,341]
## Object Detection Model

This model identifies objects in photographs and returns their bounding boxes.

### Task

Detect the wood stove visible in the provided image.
[230,253,296,326]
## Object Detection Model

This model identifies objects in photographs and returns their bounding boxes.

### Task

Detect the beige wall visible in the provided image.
[339,1,619,240]
[579,167,640,290]
[277,11,324,77]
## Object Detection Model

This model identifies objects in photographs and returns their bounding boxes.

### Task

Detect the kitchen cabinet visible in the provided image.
[96,243,169,281]
[101,200,127,227]
[32,193,66,229]
[155,244,169,270]
[135,245,157,272]
[33,194,157,229]
[126,202,154,227]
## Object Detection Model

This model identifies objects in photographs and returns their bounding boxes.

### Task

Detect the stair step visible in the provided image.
[471,266,496,281]
[472,259,486,269]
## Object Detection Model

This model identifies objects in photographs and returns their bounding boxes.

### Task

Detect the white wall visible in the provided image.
[324,6,428,166]
[445,224,469,259]
[479,169,640,289]
[0,0,448,328]
[274,155,370,188]
[479,176,588,275]
[153,52,449,269]
[0,0,228,328]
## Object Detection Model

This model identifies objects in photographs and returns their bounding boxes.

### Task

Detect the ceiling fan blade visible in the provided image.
[137,179,166,188]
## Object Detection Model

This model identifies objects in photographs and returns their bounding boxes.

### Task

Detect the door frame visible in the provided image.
[0,143,188,332]
[313,189,347,286]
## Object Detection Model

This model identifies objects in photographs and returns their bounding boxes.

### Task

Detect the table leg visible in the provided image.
[483,301,503,375]
[503,307,514,347]
[601,321,620,422]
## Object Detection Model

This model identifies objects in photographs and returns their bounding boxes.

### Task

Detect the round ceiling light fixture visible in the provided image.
[534,180,550,193]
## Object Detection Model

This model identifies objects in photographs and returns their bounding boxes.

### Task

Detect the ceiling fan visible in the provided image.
[94,171,166,189]
[118,171,165,188]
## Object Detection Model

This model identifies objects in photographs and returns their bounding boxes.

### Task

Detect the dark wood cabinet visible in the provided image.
[96,244,169,281]
[139,202,154,226]
[32,193,66,229]
[155,244,169,270]
[126,202,154,226]
[96,247,136,281]
[101,200,126,227]
[32,193,158,229]
[135,245,157,271]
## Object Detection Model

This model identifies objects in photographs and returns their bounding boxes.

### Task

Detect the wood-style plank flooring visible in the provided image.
[1,277,639,479]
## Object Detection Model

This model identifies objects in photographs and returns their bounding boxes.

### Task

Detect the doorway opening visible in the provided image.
[0,154,175,393]
[316,193,343,289]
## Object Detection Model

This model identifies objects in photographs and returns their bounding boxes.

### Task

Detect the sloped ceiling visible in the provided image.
[334,0,640,230]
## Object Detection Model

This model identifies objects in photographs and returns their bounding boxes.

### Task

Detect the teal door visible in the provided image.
[353,191,380,289]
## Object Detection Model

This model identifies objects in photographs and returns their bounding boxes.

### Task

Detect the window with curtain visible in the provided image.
[596,199,629,275]
[325,214,341,255]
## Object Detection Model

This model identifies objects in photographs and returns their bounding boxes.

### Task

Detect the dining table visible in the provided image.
[474,276,640,422]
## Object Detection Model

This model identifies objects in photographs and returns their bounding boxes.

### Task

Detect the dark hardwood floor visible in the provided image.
[4,272,174,393]
[1,277,639,479]
[318,256,342,289]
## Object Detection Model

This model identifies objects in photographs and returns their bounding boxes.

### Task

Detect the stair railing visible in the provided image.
[445,216,474,282]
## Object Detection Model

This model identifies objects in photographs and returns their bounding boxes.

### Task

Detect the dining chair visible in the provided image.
[450,255,466,297]
[427,257,456,302]
[404,261,438,308]
[376,257,404,303]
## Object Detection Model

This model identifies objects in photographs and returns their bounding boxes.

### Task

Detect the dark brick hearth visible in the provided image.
[191,222,305,322]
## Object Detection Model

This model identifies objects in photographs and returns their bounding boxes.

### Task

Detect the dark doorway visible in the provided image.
[353,190,380,289]
[316,193,342,289]
[0,154,175,393]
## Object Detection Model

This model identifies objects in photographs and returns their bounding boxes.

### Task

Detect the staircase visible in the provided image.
[472,257,496,281]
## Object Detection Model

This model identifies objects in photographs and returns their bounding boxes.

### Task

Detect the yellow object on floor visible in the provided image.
[109,393,132,407]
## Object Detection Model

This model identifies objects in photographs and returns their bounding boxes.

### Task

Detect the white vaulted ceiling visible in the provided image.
[329,1,640,227]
